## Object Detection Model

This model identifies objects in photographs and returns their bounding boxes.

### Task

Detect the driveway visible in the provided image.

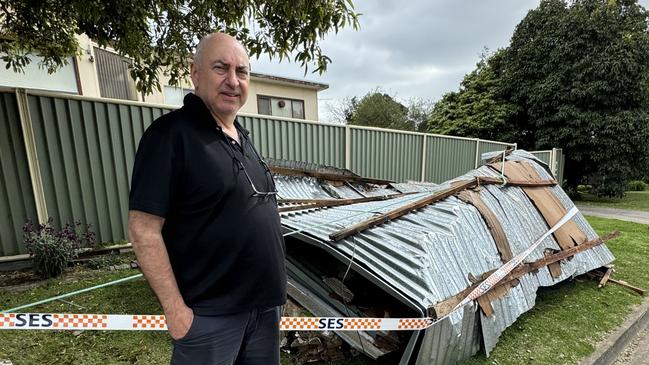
[576,205,649,225]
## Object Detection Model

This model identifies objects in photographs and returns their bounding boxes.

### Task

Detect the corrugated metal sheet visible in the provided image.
[27,94,171,243]
[0,92,38,255]
[275,150,614,364]
[424,136,477,183]
[239,116,345,168]
[350,127,424,182]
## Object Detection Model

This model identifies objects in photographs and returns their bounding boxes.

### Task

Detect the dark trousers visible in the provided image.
[170,306,280,365]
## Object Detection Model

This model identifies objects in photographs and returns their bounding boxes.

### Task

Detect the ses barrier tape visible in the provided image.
[0,207,578,333]
[0,313,432,331]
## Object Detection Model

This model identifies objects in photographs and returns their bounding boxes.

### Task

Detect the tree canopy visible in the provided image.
[332,89,430,132]
[427,49,524,144]
[0,0,359,93]
[427,0,649,197]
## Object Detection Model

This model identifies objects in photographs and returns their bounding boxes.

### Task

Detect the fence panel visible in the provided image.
[530,151,551,165]
[350,127,423,182]
[556,149,565,183]
[0,92,38,255]
[479,141,514,158]
[424,136,477,183]
[27,94,172,245]
[238,115,345,168]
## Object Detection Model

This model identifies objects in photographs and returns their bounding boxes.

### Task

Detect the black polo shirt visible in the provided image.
[129,93,287,315]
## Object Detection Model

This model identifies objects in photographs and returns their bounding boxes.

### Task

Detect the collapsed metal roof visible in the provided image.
[269,150,614,365]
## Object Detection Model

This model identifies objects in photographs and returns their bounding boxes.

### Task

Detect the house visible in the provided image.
[0,34,328,121]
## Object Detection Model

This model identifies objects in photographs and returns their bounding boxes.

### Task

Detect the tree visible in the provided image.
[503,0,649,196]
[427,50,524,144]
[348,89,415,131]
[0,0,359,94]
[405,98,433,132]
[326,96,359,124]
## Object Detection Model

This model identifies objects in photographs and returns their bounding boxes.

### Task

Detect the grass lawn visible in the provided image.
[0,216,647,364]
[576,191,649,212]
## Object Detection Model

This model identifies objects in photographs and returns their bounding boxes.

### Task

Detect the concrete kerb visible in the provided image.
[580,296,649,365]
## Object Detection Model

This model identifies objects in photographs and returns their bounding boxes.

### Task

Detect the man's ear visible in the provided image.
[190,62,199,88]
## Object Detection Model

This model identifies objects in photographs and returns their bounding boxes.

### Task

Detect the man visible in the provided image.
[128,33,286,365]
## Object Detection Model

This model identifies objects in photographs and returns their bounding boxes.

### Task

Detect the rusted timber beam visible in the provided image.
[428,231,621,318]
[270,166,393,185]
[329,179,479,241]
[277,193,418,213]
[328,176,557,242]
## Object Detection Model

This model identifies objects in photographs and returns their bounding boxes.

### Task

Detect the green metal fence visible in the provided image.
[239,115,345,168]
[0,92,38,256]
[27,93,171,246]
[1,89,559,256]
[350,127,424,182]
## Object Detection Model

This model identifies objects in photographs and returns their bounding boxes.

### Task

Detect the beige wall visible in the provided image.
[10,34,323,120]
[243,79,320,121]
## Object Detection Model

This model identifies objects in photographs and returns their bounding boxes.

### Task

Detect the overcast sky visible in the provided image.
[250,0,649,122]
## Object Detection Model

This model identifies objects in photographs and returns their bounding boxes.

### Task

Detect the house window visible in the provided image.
[257,96,305,119]
[94,47,137,101]
[164,86,194,106]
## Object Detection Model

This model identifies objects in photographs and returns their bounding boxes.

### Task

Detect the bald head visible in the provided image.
[193,33,249,68]
[190,32,251,126]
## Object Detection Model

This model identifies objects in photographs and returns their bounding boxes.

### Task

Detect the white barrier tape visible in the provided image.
[0,313,433,331]
[1,207,580,333]
[453,206,579,310]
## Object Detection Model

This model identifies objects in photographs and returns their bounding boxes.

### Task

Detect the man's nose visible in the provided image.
[225,68,239,87]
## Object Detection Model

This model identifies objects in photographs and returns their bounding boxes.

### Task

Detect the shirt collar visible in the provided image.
[182,93,250,138]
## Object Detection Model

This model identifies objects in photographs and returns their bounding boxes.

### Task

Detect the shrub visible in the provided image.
[23,218,96,278]
[628,180,648,192]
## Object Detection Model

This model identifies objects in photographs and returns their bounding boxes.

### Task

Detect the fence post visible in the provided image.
[474,139,481,168]
[551,147,558,178]
[420,135,427,182]
[16,89,48,224]
[345,124,351,170]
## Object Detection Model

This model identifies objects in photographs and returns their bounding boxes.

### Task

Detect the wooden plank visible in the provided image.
[270,166,393,185]
[524,188,587,249]
[598,267,613,288]
[488,160,541,182]
[329,179,479,242]
[485,148,514,164]
[428,231,620,318]
[456,190,513,262]
[490,161,587,249]
[587,270,645,295]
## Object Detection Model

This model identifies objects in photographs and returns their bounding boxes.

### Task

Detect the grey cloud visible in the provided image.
[251,0,649,122]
